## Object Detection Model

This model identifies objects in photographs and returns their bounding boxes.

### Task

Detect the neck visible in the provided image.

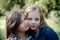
[17,32,28,40]
[35,28,39,38]
[17,32,26,39]
[35,28,39,33]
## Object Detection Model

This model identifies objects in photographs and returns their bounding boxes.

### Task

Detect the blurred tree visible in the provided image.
[55,0,60,10]
[0,0,25,16]
[0,10,3,16]
[0,0,60,18]
[3,0,25,11]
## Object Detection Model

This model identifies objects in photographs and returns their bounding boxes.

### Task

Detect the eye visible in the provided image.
[28,18,32,20]
[35,18,39,21]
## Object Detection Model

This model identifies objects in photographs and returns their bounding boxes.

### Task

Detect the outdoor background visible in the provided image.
[0,0,60,40]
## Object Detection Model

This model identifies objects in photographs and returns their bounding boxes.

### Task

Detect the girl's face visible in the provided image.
[18,14,29,32]
[27,11,40,30]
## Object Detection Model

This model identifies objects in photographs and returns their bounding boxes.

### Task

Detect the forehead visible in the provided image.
[28,10,40,18]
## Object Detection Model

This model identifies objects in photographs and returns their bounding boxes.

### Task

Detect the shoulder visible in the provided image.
[39,25,58,40]
[39,25,56,33]
[39,25,57,35]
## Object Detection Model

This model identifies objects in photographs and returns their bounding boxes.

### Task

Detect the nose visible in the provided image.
[32,20,35,24]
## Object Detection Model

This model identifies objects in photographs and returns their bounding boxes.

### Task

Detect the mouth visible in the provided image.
[30,26,35,28]
[29,25,37,29]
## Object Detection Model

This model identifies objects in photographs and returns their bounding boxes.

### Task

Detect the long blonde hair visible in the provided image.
[24,5,46,27]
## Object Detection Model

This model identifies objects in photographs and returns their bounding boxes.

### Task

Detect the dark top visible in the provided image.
[29,25,59,40]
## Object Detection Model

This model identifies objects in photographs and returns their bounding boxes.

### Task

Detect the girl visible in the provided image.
[24,5,59,40]
[6,10,31,40]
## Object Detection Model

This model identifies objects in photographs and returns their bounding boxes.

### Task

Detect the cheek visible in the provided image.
[37,21,40,24]
[18,24,24,30]
[36,20,40,24]
[18,26,25,32]
[18,26,22,31]
[35,21,40,26]
[28,21,32,25]
[24,20,29,25]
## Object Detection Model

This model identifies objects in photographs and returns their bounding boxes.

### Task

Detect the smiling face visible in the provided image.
[27,10,40,30]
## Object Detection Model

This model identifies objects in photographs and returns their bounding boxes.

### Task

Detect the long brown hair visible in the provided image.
[6,10,23,38]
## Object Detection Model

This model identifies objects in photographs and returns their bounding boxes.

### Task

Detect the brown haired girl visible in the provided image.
[6,10,31,40]
[24,5,58,40]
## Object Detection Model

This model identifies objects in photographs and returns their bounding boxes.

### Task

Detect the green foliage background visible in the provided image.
[0,0,60,40]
